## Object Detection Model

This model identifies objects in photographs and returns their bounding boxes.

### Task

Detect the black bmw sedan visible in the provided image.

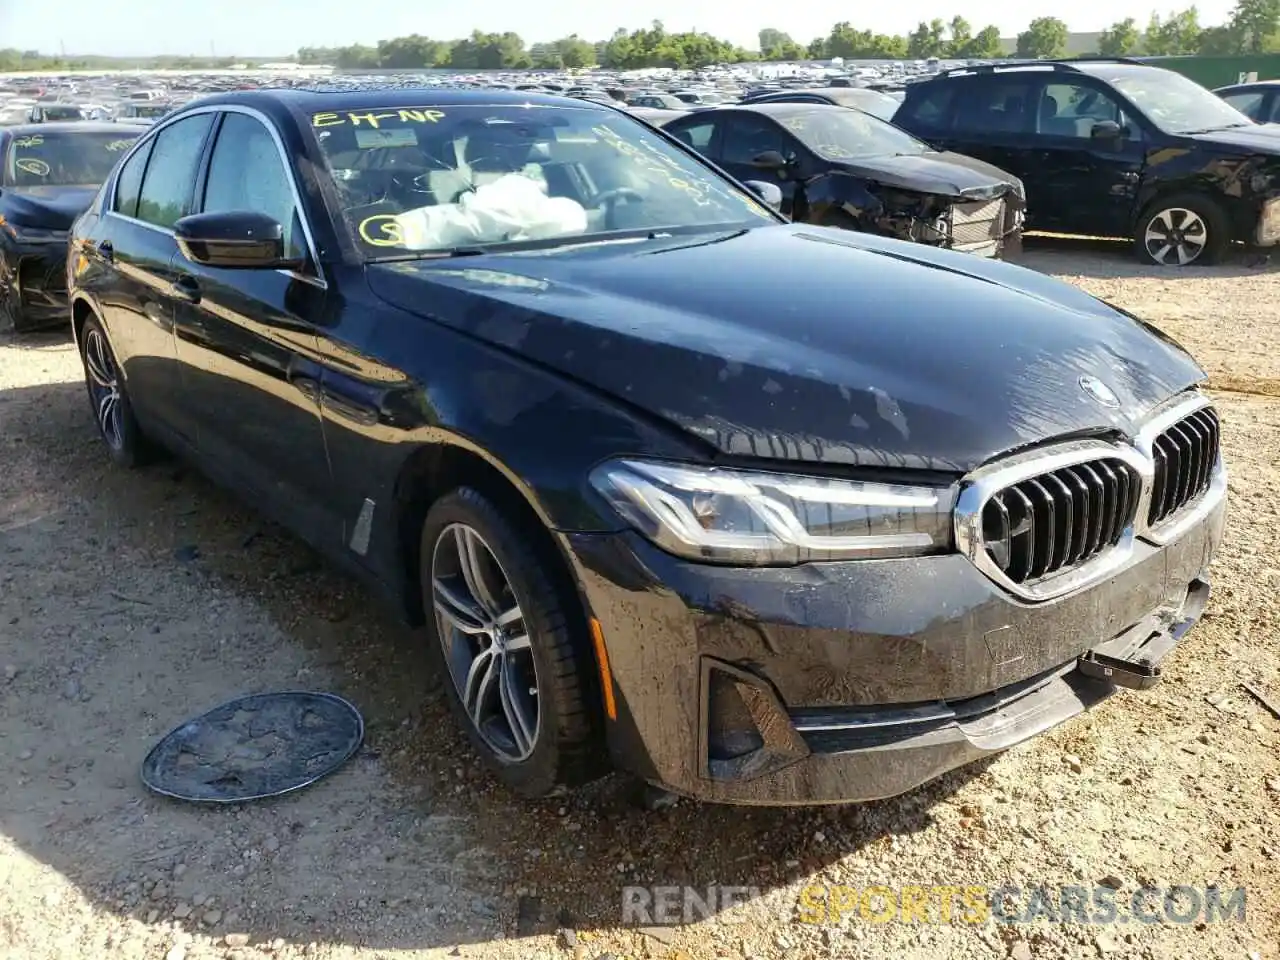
[0,122,138,331]
[663,103,1026,258]
[67,89,1226,805]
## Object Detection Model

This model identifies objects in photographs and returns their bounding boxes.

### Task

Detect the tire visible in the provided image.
[78,314,155,468]
[0,287,23,334]
[419,486,604,798]
[1134,193,1230,267]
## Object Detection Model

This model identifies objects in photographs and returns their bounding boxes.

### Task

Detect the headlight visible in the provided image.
[589,459,955,565]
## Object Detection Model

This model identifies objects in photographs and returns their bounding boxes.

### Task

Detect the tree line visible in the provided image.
[2,0,1277,74]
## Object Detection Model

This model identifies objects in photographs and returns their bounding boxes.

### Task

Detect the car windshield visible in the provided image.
[134,104,169,118]
[4,130,137,187]
[310,103,775,258]
[778,107,928,161]
[828,90,901,121]
[1109,70,1254,134]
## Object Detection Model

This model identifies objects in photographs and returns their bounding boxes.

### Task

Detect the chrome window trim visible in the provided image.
[954,391,1225,602]
[102,103,327,290]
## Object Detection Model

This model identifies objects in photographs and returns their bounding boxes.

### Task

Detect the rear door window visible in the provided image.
[953,78,1034,135]
[113,138,155,219]
[135,113,214,229]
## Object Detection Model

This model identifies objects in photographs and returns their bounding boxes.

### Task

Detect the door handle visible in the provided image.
[96,240,113,262]
[169,274,201,304]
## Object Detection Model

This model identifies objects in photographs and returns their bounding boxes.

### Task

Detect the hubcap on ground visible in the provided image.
[431,522,540,762]
[1144,207,1207,266]
[83,328,123,450]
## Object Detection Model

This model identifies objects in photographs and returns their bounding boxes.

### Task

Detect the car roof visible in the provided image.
[0,120,127,136]
[712,102,840,118]
[198,87,612,115]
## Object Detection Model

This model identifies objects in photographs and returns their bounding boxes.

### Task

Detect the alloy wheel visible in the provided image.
[1143,207,1208,266]
[431,522,541,762]
[83,328,124,450]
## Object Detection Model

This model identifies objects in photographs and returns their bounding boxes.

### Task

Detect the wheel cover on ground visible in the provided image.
[1143,207,1208,265]
[83,328,123,449]
[431,522,541,762]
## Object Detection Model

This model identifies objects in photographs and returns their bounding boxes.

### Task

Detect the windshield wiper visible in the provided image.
[1179,123,1254,134]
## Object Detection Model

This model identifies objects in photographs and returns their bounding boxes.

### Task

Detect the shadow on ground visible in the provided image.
[1019,234,1276,280]
[0,368,990,954]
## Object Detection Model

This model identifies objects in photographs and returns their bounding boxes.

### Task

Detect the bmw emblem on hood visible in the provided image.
[1079,375,1120,409]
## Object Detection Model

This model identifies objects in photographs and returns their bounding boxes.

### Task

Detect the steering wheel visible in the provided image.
[593,187,644,229]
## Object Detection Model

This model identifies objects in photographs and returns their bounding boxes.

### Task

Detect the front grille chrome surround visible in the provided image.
[955,392,1225,601]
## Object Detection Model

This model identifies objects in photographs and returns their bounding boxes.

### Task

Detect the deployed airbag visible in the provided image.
[393,173,588,250]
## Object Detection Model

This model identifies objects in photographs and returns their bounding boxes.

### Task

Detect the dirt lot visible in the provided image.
[1,238,1278,960]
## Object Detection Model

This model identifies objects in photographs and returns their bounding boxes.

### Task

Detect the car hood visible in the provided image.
[1185,124,1280,155]
[0,185,98,230]
[367,225,1204,473]
[832,151,1022,199]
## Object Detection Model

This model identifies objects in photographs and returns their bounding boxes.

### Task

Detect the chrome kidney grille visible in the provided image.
[981,458,1140,584]
[955,393,1224,601]
[1149,406,1220,526]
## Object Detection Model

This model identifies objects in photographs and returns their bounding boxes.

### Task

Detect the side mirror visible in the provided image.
[742,180,783,211]
[1091,120,1123,141]
[173,211,301,270]
[750,149,790,172]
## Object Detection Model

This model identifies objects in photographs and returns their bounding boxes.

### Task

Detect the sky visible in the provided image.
[0,0,1239,58]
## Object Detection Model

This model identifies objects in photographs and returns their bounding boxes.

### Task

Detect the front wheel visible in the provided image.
[420,487,603,797]
[1134,194,1229,266]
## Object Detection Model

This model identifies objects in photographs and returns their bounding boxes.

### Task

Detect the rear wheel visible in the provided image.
[420,487,603,797]
[78,315,154,467]
[1134,194,1229,266]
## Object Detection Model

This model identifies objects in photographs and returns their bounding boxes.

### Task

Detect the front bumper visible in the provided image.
[0,238,71,330]
[564,490,1225,805]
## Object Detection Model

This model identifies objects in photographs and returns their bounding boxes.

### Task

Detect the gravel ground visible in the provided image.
[1,239,1278,960]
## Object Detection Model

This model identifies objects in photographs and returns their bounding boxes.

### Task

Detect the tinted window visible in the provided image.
[1038,82,1134,137]
[721,116,786,164]
[1270,97,1280,123]
[113,138,154,218]
[898,83,955,131]
[203,112,303,259]
[954,79,1033,134]
[1221,91,1265,121]
[669,117,716,150]
[136,113,214,228]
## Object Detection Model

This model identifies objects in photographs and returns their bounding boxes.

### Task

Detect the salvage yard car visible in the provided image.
[0,122,138,331]
[67,88,1226,805]
[895,59,1280,266]
[664,102,1025,258]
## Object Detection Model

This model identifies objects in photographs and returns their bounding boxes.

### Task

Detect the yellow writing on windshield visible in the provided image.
[105,139,134,152]
[358,214,405,247]
[14,135,44,148]
[313,109,446,129]
[15,158,50,176]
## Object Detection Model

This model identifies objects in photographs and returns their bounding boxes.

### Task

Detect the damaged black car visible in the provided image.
[1,122,138,332]
[68,90,1223,806]
[663,102,1025,258]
